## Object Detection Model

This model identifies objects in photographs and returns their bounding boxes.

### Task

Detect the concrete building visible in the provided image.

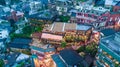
[96,32,120,67]
[28,10,56,24]
[0,27,9,39]
[52,49,88,67]
[9,38,32,51]
[76,4,109,24]
[42,22,93,45]
[29,1,42,15]
[55,0,73,15]
[113,1,120,12]
[105,0,120,6]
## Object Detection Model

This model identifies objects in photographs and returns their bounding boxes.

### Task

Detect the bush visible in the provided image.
[0,59,4,67]
[59,16,70,22]
[61,42,67,48]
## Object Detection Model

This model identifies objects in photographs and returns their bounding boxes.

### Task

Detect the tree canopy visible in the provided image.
[0,59,4,67]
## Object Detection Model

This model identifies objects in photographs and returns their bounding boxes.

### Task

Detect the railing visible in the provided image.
[100,42,120,62]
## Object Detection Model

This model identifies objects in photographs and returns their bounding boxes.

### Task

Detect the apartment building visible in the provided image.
[96,32,120,67]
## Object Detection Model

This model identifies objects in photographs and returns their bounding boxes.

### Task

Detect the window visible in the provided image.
[0,36,2,38]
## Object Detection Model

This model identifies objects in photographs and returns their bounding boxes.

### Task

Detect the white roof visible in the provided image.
[16,11,24,16]
[16,53,29,62]
[3,7,10,12]
[10,9,14,12]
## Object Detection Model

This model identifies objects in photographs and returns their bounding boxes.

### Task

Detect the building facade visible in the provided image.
[42,22,93,45]
[96,32,120,67]
[76,5,109,24]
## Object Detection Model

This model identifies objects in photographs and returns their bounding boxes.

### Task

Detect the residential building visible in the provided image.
[0,27,9,39]
[42,22,93,45]
[52,49,88,67]
[100,28,116,37]
[99,11,120,30]
[7,9,24,22]
[29,1,42,15]
[95,32,120,67]
[113,1,120,12]
[28,10,56,24]
[0,5,11,18]
[0,52,31,67]
[55,0,73,15]
[41,33,63,44]
[76,4,109,24]
[94,0,105,6]
[30,44,55,60]
[105,0,120,6]
[15,17,29,34]
[0,19,11,27]
[0,39,6,53]
[9,38,32,51]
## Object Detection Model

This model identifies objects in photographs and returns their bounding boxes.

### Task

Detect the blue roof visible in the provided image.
[52,54,66,67]
[116,1,120,6]
[9,38,32,49]
[100,29,116,36]
[9,43,30,49]
[30,46,55,52]
[100,32,120,62]
[71,12,76,17]
[12,38,32,45]
[77,24,92,31]
[60,49,83,66]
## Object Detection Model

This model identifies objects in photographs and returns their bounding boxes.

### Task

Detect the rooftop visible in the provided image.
[100,28,116,36]
[52,54,66,67]
[41,33,63,41]
[60,49,83,66]
[9,38,32,49]
[31,46,55,52]
[44,22,92,32]
[11,38,32,45]
[116,1,120,6]
[5,52,20,66]
[100,32,120,62]
[16,53,29,62]
[77,24,92,31]
[28,10,56,20]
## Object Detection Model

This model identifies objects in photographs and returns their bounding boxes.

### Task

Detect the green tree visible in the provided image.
[77,46,85,52]
[35,26,43,32]
[0,59,4,67]
[61,42,67,48]
[59,16,70,22]
[22,26,34,35]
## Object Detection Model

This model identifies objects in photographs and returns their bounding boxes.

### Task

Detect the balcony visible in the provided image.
[100,42,120,62]
[96,60,105,67]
